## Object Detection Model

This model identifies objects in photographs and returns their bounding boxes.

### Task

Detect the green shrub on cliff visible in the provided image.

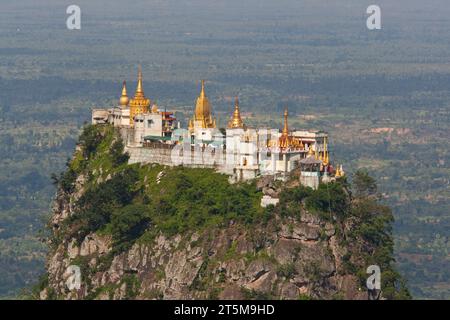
[276,172,411,299]
[66,166,140,243]
[110,204,151,252]
[304,182,350,221]
[78,124,104,159]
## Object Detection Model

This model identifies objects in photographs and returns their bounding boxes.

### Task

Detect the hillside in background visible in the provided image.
[0,0,448,298]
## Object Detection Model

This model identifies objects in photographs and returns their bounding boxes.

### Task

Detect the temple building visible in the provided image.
[92,67,177,145]
[228,97,244,129]
[92,67,344,187]
[129,67,151,127]
[189,80,216,129]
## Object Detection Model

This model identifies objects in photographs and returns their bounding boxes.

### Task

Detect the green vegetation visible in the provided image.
[55,125,264,260]
[275,171,411,300]
[304,182,350,222]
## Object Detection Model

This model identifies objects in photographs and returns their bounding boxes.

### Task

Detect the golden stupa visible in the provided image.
[151,103,159,114]
[189,80,216,130]
[322,137,330,166]
[335,164,345,177]
[129,66,151,126]
[277,108,304,149]
[227,97,244,129]
[119,81,129,107]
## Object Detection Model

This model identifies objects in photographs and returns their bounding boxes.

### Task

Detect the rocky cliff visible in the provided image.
[37,125,410,300]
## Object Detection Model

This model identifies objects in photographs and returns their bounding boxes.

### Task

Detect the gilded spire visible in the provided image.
[129,66,151,126]
[193,80,215,129]
[335,164,344,177]
[135,66,144,98]
[282,108,289,136]
[228,96,244,128]
[119,81,129,107]
[335,165,341,177]
[200,80,205,98]
[323,137,329,165]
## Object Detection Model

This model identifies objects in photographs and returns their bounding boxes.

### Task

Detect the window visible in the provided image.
[147,119,154,128]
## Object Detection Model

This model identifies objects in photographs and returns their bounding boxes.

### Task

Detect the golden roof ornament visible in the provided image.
[276,108,304,150]
[192,80,216,128]
[335,165,341,177]
[129,66,151,126]
[323,137,329,166]
[200,79,205,98]
[282,108,289,136]
[135,66,145,98]
[228,96,244,128]
[279,108,289,147]
[119,81,129,107]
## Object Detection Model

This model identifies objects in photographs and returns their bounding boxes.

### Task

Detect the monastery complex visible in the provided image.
[92,68,345,191]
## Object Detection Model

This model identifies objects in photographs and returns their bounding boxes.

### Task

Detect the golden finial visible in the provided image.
[135,66,144,98]
[228,96,244,128]
[119,81,129,107]
[340,165,345,176]
[200,80,206,98]
[129,66,151,126]
[335,165,341,177]
[324,153,329,166]
[193,80,215,129]
[308,144,315,156]
[282,108,289,136]
[323,137,329,165]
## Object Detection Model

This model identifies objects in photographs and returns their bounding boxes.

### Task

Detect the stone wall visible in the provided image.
[126,145,265,182]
